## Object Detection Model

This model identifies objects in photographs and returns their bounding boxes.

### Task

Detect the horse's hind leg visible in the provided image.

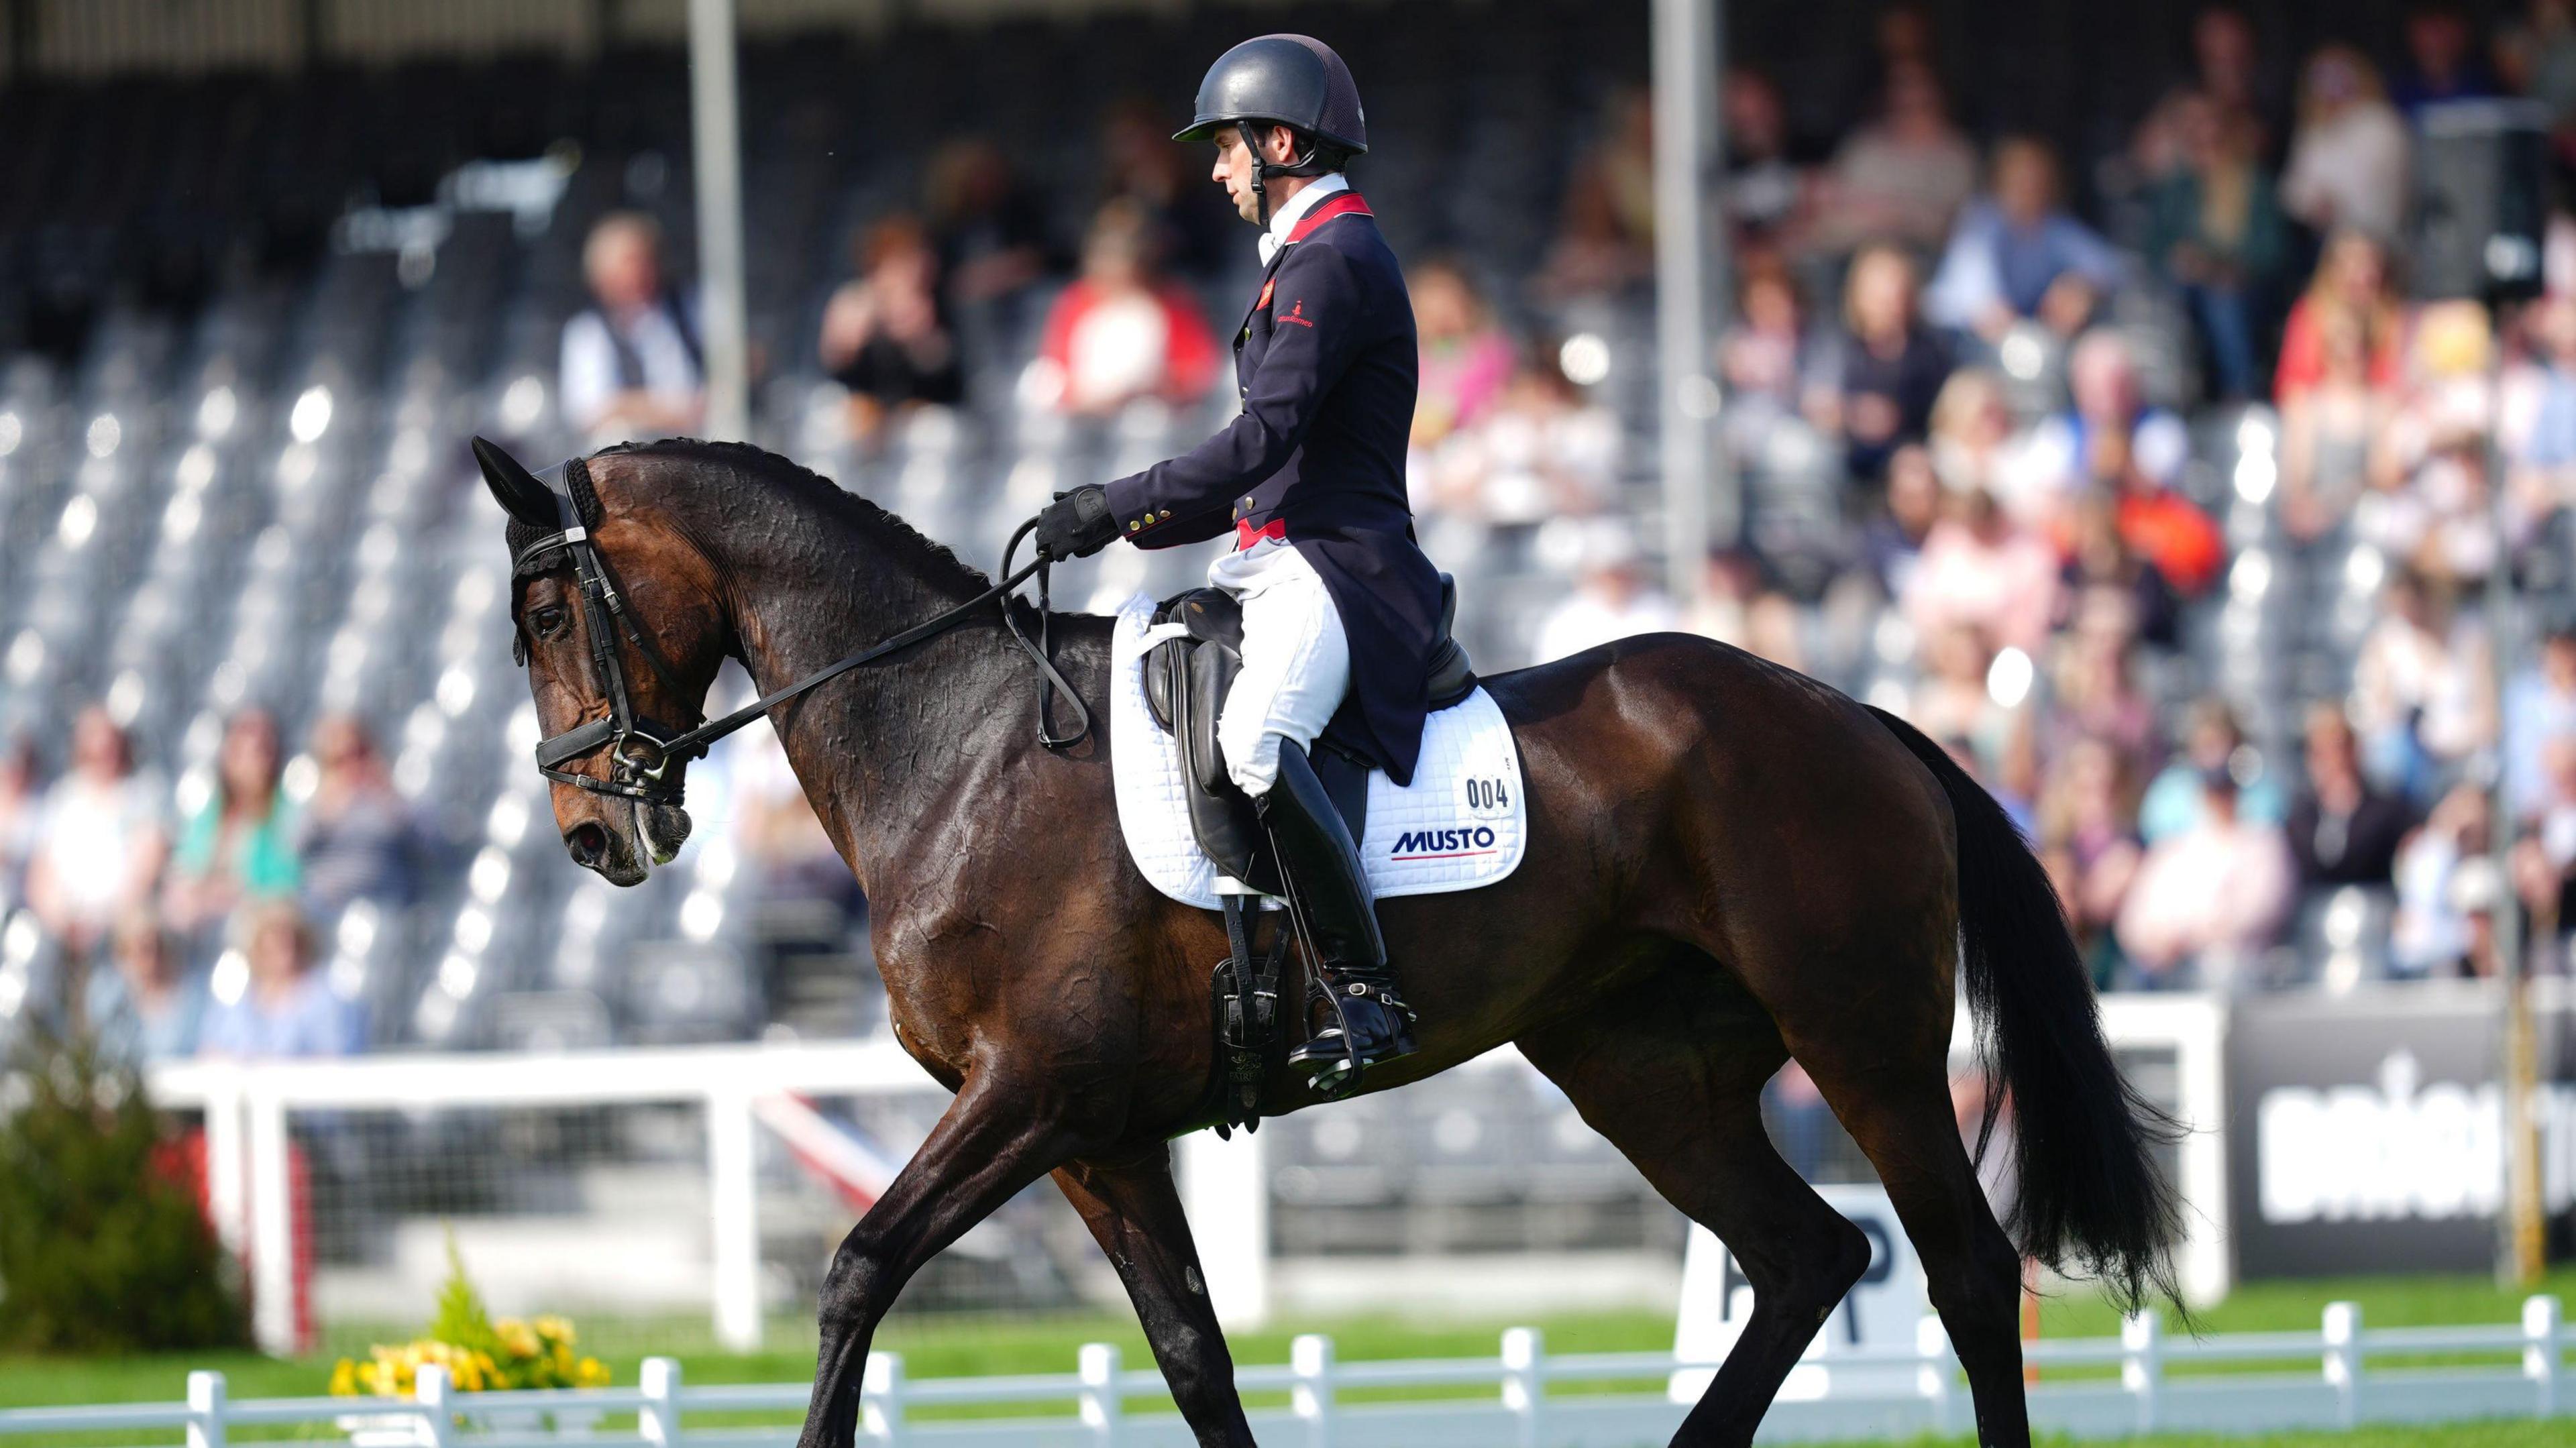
[1801,1054,2029,1447]
[1055,1149,1256,1447]
[1517,964,1872,1448]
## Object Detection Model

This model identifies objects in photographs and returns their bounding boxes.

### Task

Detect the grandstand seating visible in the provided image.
[0,0,2475,1065]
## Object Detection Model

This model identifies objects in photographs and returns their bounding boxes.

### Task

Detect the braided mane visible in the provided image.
[596,437,993,594]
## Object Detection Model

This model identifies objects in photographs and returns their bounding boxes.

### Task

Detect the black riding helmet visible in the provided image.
[1176,34,1368,225]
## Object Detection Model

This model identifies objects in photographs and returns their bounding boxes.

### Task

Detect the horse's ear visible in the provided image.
[472,436,560,528]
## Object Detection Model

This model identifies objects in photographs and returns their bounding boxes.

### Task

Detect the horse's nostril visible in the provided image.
[566,822,609,867]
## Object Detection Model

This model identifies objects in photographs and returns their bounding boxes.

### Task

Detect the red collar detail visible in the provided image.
[1285,192,1372,245]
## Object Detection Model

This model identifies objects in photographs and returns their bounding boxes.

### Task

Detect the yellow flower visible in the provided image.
[575,1357,610,1388]
[329,1359,359,1396]
[534,1315,576,1347]
[498,1320,541,1361]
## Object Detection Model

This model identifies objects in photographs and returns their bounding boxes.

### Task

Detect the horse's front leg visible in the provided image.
[794,1065,1087,1448]
[1055,1148,1255,1447]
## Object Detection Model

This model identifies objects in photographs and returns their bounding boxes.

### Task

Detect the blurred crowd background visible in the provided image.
[5,0,2576,1093]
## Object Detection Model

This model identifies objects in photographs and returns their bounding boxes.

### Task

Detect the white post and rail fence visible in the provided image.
[3,1300,2569,1446]
[143,997,2229,1358]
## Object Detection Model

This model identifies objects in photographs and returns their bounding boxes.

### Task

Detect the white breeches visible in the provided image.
[1206,537,1351,797]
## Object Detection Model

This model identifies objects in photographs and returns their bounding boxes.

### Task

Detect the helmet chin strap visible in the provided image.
[1236,119,1330,229]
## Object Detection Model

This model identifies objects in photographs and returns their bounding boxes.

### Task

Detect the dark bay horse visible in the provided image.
[473,437,2179,1448]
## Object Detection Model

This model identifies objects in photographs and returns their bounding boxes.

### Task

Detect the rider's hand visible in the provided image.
[1035,484,1117,560]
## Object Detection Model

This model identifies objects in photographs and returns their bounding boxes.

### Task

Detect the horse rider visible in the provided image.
[1035,34,1442,1088]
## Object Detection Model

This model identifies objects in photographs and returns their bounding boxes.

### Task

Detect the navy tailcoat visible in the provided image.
[1102,194,1443,784]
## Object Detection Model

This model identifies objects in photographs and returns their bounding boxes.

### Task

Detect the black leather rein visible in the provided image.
[515,465,1087,807]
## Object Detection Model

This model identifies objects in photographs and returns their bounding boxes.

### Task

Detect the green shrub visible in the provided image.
[0,1034,249,1352]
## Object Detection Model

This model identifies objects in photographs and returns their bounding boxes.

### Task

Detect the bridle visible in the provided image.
[511,455,1086,809]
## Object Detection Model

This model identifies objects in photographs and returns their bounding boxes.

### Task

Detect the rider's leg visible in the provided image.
[1209,539,1414,1087]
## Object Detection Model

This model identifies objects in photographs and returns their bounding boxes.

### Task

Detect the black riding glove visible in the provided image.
[1035,484,1118,560]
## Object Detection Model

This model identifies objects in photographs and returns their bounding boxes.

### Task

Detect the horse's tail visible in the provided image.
[1866,705,2186,1317]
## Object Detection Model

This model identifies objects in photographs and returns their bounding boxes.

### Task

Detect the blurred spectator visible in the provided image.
[2503,617,2576,819]
[1909,624,2032,791]
[1032,201,1220,416]
[2352,569,2496,793]
[1858,443,1943,598]
[558,213,704,447]
[1099,98,1232,279]
[2390,3,2499,119]
[2140,697,2287,842]
[1927,369,2039,510]
[926,137,1055,310]
[1411,258,1517,453]
[2392,781,2496,974]
[1686,550,1809,671]
[2498,1,2576,142]
[2188,7,2282,160]
[1718,261,1811,449]
[23,707,166,962]
[85,910,201,1064]
[818,215,965,445]
[2276,231,2406,404]
[164,710,299,946]
[2371,301,2501,586]
[2036,736,2145,987]
[2116,766,2295,987]
[1903,486,2061,656]
[1542,90,1656,299]
[2023,331,2220,589]
[293,713,419,917]
[1925,137,2122,346]
[2061,494,2182,649]
[2288,702,2414,889]
[2512,733,2576,933]
[2145,95,2291,400]
[2281,46,2412,242]
[1420,353,1619,526]
[1807,243,1952,482]
[197,900,362,1059]
[1723,69,1805,247]
[2045,627,2163,786]
[2502,292,2576,535]
[2279,307,2396,540]
[1534,525,1678,663]
[1803,62,1979,257]
[0,736,37,908]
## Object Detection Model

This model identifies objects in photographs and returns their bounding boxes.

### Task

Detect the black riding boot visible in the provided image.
[1265,743,1416,1092]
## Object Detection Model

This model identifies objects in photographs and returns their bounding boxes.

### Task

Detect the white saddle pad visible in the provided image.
[1109,594,1528,911]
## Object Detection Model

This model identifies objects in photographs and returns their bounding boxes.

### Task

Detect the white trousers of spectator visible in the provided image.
[1207,535,1351,798]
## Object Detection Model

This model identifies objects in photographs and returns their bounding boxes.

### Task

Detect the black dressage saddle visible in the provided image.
[1144,573,1477,893]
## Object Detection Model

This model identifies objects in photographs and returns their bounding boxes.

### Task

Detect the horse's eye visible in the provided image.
[531,606,568,638]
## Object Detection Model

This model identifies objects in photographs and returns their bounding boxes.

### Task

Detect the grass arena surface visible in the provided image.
[7,1268,2576,1441]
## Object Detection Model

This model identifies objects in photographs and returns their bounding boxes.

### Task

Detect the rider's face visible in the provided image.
[1212,127,1295,224]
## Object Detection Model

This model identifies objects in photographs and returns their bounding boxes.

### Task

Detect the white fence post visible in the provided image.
[1915,1314,1957,1435]
[246,1085,298,1356]
[863,1351,906,1445]
[2524,1295,2562,1417]
[1079,1343,1124,1445]
[1291,1333,1335,1448]
[413,1363,453,1448]
[2121,1309,2162,1433]
[2322,1301,2361,1429]
[639,1357,682,1447]
[1501,1327,1544,1448]
[706,1087,763,1352]
[185,1370,226,1448]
